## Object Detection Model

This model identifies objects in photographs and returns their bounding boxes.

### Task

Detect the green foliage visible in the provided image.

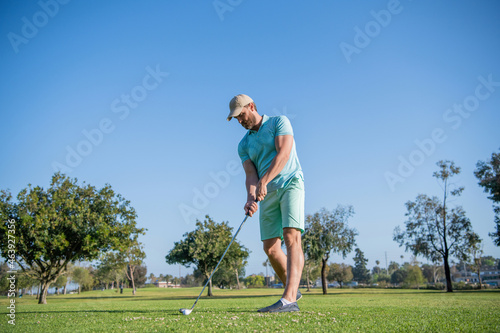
[301,259,321,290]
[328,263,353,287]
[475,149,500,246]
[391,269,408,285]
[481,256,499,268]
[72,266,94,293]
[394,161,476,292]
[0,262,10,293]
[405,264,425,289]
[53,275,67,294]
[130,265,147,289]
[0,173,145,303]
[97,252,127,291]
[303,206,357,294]
[244,274,265,288]
[375,274,391,284]
[165,215,249,296]
[388,261,400,275]
[352,248,371,284]
[421,263,444,283]
[123,241,146,295]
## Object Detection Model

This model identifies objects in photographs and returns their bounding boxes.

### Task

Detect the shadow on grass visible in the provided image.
[44,293,281,302]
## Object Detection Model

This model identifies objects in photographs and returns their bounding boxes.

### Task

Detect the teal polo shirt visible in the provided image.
[238,115,303,192]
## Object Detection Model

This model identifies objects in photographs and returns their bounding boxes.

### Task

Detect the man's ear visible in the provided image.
[248,102,256,112]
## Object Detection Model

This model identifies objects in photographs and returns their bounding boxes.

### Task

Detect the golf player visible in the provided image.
[227,94,305,313]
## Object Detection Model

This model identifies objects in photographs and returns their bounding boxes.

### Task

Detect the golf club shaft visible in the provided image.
[189,214,250,310]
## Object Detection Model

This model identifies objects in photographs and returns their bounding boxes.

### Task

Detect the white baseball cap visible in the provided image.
[227,94,253,121]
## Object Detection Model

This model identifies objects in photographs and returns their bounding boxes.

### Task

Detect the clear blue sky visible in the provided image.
[1,0,499,278]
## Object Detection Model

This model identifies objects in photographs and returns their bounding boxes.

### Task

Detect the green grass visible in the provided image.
[1,287,499,332]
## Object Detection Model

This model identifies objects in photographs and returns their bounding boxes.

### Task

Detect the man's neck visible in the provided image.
[251,114,263,132]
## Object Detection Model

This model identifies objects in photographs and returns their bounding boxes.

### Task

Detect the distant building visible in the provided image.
[455,269,500,287]
[151,279,181,288]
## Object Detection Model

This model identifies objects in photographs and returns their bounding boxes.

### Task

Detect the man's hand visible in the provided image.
[255,180,268,202]
[244,200,259,217]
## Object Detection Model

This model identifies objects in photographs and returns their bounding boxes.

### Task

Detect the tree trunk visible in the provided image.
[207,272,213,296]
[37,283,41,300]
[477,266,482,289]
[38,281,50,304]
[235,268,240,290]
[321,258,328,295]
[78,285,81,294]
[443,255,453,292]
[306,265,311,292]
[131,274,136,295]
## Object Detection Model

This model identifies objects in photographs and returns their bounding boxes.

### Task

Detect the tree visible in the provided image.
[53,275,67,295]
[244,274,265,288]
[0,262,11,293]
[303,206,358,294]
[328,263,353,288]
[0,173,145,304]
[391,269,408,285]
[131,264,148,289]
[388,261,399,275]
[263,259,271,287]
[149,273,157,284]
[301,257,321,292]
[475,149,500,246]
[352,248,371,284]
[123,241,146,295]
[220,243,248,289]
[422,263,443,284]
[394,161,476,292]
[94,260,116,290]
[406,263,425,289]
[481,256,498,268]
[165,215,249,296]
[97,252,127,291]
[466,233,483,289]
[72,266,93,294]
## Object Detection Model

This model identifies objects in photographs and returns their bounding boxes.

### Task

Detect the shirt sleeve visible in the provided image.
[275,116,294,136]
[238,138,250,163]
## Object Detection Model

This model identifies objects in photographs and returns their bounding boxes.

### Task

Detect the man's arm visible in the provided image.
[243,159,259,216]
[256,134,294,202]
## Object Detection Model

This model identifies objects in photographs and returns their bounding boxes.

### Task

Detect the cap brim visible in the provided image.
[227,106,243,121]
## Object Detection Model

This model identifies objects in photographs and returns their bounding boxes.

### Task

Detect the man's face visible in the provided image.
[235,104,254,130]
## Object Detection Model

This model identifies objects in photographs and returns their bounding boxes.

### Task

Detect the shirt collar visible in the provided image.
[249,114,268,134]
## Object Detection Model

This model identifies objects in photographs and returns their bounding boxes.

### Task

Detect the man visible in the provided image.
[227,94,305,313]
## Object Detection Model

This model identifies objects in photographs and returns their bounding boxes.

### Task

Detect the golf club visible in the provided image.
[179,212,252,316]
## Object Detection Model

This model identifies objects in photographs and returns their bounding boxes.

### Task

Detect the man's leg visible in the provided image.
[282,227,304,302]
[263,237,287,285]
[258,235,302,313]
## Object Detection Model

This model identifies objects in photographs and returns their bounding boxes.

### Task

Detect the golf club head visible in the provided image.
[179,308,192,315]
